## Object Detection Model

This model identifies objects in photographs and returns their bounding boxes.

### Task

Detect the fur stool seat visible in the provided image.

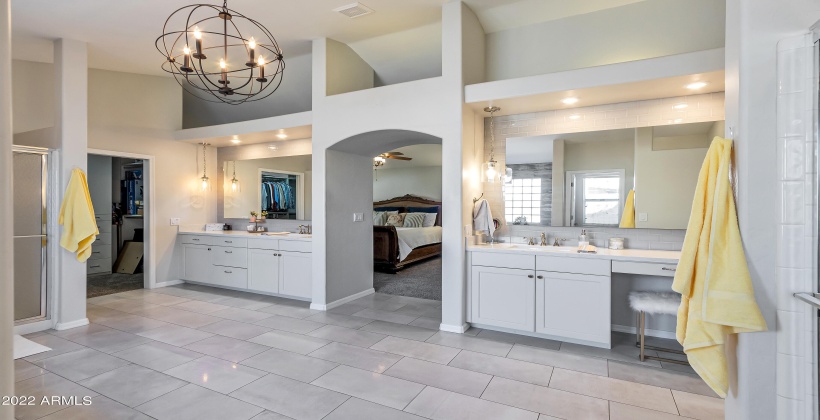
[628,291,689,365]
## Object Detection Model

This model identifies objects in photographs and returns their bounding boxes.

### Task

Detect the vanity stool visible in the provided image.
[628,291,689,365]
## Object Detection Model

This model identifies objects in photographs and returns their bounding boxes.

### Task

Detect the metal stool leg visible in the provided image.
[639,311,646,362]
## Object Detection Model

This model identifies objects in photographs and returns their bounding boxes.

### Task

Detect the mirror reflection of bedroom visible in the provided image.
[372,144,443,303]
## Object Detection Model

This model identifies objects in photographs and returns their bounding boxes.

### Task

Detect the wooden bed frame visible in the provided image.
[373,195,442,273]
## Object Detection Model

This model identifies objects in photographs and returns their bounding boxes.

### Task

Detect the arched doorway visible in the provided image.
[318,129,445,322]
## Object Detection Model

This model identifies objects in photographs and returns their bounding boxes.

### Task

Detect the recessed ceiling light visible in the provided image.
[569,114,581,120]
[230,137,241,144]
[276,133,288,139]
[673,118,684,123]
[686,82,707,90]
[561,97,578,105]
[268,145,278,150]
[673,103,688,110]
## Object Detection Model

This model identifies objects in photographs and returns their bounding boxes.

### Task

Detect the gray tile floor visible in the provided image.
[14,284,724,420]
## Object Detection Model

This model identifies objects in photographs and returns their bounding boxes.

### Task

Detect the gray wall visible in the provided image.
[485,0,726,81]
[326,149,374,303]
[182,54,312,129]
[373,166,443,201]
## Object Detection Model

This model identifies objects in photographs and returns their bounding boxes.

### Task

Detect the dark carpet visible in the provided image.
[87,273,144,298]
[374,257,441,301]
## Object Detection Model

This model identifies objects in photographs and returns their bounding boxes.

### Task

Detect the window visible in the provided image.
[505,178,541,224]
[567,171,624,227]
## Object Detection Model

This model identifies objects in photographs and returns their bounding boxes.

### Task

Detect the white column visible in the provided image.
[53,39,89,330]
[0,0,15,417]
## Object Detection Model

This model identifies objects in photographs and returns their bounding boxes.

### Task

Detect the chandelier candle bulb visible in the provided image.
[256,56,266,82]
[219,58,227,84]
[192,26,205,59]
[246,37,256,66]
[181,45,192,72]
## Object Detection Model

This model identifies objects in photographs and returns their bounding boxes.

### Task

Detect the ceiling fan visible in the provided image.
[373,152,412,168]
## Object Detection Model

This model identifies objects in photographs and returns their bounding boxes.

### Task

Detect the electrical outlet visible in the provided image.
[353,213,364,222]
[638,213,648,222]
[170,218,181,226]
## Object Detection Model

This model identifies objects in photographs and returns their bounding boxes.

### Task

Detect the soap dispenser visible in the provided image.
[579,229,589,247]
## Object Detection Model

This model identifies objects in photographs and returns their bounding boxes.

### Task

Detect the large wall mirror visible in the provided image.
[223,154,312,220]
[504,120,724,230]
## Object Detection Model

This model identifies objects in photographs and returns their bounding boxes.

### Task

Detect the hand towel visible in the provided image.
[619,189,636,228]
[473,198,495,237]
[59,168,98,262]
[672,136,767,398]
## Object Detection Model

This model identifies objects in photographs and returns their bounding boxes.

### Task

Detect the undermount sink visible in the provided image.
[487,243,578,253]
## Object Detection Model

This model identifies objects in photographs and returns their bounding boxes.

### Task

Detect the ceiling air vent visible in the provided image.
[334,3,374,19]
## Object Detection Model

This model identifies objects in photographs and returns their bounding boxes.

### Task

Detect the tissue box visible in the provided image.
[205,223,225,231]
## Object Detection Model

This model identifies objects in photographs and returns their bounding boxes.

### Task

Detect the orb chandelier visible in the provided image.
[156,0,285,105]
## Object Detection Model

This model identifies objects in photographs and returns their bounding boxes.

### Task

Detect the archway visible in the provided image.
[320,129,445,320]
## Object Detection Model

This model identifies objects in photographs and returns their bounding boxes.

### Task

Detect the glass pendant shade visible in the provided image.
[200,175,211,192]
[483,160,500,183]
[231,177,241,193]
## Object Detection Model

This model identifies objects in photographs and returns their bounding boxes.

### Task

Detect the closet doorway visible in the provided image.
[86,150,155,297]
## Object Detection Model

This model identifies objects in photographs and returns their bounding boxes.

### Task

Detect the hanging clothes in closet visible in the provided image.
[260,178,295,214]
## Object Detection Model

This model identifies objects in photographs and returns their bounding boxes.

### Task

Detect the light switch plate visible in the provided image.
[170,218,181,226]
[353,213,364,222]
[638,213,648,222]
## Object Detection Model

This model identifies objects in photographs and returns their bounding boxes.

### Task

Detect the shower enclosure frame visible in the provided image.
[12,145,52,326]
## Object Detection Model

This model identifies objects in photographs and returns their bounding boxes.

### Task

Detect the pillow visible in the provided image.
[373,211,387,226]
[421,212,437,227]
[385,213,406,227]
[403,213,426,228]
[375,206,404,213]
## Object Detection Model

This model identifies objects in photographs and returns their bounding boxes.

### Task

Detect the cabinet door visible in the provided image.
[536,271,611,346]
[470,266,535,331]
[183,244,212,283]
[249,249,280,294]
[279,251,312,299]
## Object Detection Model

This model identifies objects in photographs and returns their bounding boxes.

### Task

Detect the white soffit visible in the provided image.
[466,48,726,117]
[175,111,312,147]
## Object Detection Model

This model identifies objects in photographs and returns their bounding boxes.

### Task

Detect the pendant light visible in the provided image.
[199,143,211,191]
[230,160,241,193]
[483,106,512,184]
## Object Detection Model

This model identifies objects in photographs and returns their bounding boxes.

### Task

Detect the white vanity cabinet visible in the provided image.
[179,233,312,300]
[470,266,536,331]
[535,271,610,346]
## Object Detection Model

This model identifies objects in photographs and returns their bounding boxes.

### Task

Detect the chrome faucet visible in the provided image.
[524,237,537,246]
[540,232,547,246]
[553,237,565,247]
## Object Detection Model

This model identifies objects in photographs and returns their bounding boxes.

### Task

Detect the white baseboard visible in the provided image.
[14,319,56,336]
[54,318,90,331]
[439,323,469,333]
[150,280,184,289]
[612,324,677,340]
[311,288,375,311]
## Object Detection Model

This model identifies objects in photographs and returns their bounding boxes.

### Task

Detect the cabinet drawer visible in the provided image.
[94,233,112,245]
[88,245,111,261]
[213,246,248,268]
[180,235,214,246]
[471,252,535,270]
[94,214,112,222]
[279,240,311,253]
[536,255,610,276]
[611,261,677,277]
[247,238,279,251]
[211,267,248,289]
[212,237,247,248]
[97,222,112,234]
[87,258,111,274]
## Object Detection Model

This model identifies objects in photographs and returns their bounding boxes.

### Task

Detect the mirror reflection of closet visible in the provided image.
[259,170,304,220]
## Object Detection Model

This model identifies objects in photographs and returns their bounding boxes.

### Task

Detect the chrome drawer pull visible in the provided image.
[661,267,676,271]
[90,265,100,268]
[527,274,534,278]
[192,238,200,241]
[224,270,232,273]
[225,251,233,254]
[536,275,544,279]
[225,240,233,243]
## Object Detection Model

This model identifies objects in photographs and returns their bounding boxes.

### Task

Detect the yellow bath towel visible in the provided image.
[59,168,98,262]
[672,137,767,398]
[619,189,636,228]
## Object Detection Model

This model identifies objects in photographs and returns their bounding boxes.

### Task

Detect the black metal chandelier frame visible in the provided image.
[155,0,285,105]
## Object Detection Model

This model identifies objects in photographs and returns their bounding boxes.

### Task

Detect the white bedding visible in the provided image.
[395,226,443,261]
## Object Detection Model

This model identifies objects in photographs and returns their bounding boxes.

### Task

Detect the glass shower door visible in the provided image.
[13,146,48,323]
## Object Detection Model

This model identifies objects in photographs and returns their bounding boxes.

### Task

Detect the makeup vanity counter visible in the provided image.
[466,243,680,349]
[178,230,312,300]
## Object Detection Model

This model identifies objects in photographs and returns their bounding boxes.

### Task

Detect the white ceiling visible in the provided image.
[10,0,650,78]
[379,144,442,168]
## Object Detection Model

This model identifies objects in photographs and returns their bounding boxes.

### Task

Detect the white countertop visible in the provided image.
[467,243,680,264]
[178,229,313,242]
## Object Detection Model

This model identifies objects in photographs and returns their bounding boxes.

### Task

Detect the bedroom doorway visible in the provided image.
[372,144,443,301]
